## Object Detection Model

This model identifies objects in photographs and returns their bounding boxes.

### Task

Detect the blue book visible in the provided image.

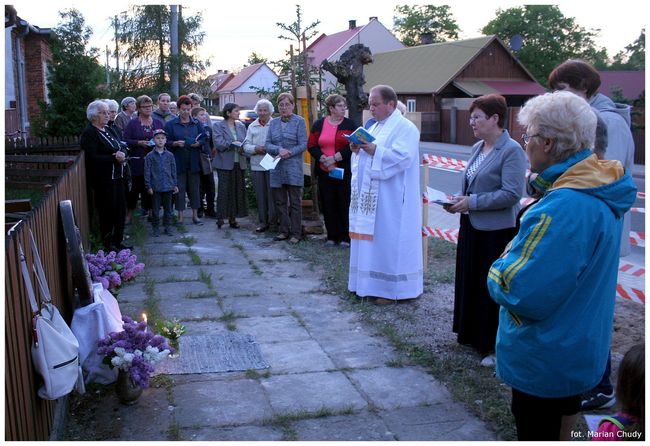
[343,127,375,145]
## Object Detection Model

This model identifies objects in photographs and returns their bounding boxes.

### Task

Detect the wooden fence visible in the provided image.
[5,148,89,441]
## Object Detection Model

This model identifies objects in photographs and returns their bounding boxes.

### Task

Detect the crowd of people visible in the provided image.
[79,57,642,441]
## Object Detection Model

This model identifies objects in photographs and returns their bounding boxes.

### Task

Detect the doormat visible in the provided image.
[155,333,269,375]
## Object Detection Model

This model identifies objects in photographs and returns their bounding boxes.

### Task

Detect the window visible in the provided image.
[406,99,416,113]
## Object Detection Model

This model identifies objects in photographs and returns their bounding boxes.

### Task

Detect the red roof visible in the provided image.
[598,71,645,101]
[483,80,547,96]
[217,63,266,93]
[305,27,362,67]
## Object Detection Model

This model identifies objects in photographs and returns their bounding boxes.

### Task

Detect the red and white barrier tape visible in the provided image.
[638,192,645,199]
[631,207,645,213]
[423,226,645,304]
[630,232,645,247]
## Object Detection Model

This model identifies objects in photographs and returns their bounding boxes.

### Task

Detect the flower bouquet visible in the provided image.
[154,318,186,357]
[86,249,145,291]
[97,316,173,395]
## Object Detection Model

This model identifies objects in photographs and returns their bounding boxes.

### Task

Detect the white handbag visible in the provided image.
[19,230,85,400]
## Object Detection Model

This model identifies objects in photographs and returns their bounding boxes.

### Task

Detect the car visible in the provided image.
[238,110,258,128]
[210,115,224,127]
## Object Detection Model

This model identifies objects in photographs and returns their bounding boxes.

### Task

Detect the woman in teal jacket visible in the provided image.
[487,92,636,440]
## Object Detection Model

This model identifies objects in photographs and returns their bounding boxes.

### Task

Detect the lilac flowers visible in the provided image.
[86,249,145,290]
[97,316,172,388]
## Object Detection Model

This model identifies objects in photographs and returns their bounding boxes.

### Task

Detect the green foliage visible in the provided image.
[393,4,460,46]
[482,5,608,86]
[609,28,645,70]
[34,9,105,137]
[247,52,268,66]
[113,5,208,98]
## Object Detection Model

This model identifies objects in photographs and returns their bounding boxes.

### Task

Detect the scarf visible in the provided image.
[349,110,402,240]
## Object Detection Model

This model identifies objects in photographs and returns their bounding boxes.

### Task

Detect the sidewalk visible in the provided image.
[87,215,497,441]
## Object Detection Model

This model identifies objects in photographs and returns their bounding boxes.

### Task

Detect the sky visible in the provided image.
[13,0,647,75]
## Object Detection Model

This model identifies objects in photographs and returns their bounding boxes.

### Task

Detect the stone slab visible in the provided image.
[235,315,311,344]
[259,339,336,374]
[157,295,222,321]
[380,404,498,441]
[292,410,395,441]
[180,319,230,336]
[317,334,398,369]
[347,367,451,410]
[182,424,284,441]
[145,265,206,282]
[115,282,147,304]
[173,379,273,427]
[220,295,293,317]
[152,281,214,300]
[261,371,367,413]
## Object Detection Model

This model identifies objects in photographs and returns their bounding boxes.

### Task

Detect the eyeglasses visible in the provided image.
[522,133,543,145]
[335,103,348,109]
[469,115,488,123]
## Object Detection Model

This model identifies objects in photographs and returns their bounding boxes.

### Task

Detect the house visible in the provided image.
[305,18,404,93]
[215,63,278,110]
[364,35,546,143]
[206,69,233,112]
[5,6,52,138]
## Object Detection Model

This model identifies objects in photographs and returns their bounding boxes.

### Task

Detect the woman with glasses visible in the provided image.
[307,94,356,247]
[122,95,164,224]
[443,94,527,366]
[265,93,308,244]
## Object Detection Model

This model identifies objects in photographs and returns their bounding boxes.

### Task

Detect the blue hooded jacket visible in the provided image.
[487,149,636,398]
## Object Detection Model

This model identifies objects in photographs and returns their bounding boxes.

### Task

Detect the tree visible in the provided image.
[609,28,645,70]
[392,5,459,46]
[34,9,105,136]
[246,52,268,66]
[114,5,207,98]
[482,5,608,85]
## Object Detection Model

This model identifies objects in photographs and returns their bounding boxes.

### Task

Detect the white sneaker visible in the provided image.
[480,354,496,367]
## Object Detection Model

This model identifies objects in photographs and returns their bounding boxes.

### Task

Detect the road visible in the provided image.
[419,141,646,268]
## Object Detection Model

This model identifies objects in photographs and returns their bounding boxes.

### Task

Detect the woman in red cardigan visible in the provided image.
[308,94,356,247]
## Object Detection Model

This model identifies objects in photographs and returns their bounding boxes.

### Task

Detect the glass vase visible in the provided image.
[115,369,143,405]
[169,338,180,358]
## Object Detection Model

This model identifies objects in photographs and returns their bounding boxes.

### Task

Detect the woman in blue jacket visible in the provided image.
[487,91,636,440]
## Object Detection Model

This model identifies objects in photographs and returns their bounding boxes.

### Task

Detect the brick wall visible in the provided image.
[24,33,52,125]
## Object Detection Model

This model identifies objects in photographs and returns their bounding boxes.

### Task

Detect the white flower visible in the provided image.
[143,345,169,365]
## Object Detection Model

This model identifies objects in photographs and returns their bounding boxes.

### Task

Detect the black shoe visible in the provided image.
[581,390,616,411]
[204,210,217,218]
[274,233,289,241]
[197,209,204,218]
[229,222,240,229]
[255,225,269,233]
[216,220,223,228]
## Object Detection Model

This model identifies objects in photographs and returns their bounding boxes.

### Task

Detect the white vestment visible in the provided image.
[348,110,423,299]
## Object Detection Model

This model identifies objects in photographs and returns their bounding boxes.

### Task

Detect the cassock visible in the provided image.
[348,110,423,300]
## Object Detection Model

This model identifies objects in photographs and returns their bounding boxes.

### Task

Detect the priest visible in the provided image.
[348,85,423,304]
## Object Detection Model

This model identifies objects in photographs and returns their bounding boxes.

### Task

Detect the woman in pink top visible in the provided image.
[307,94,356,246]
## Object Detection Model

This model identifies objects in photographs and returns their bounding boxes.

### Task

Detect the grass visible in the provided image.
[218,311,241,323]
[197,269,214,289]
[184,290,219,299]
[187,248,202,265]
[263,405,358,439]
[126,213,148,247]
[245,368,271,379]
[284,236,516,440]
[226,322,237,331]
[178,235,196,246]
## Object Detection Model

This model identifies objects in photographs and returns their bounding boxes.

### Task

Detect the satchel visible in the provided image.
[200,151,212,175]
[19,230,85,400]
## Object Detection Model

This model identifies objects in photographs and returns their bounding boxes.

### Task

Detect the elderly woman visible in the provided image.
[114,96,136,135]
[444,94,527,365]
[80,100,130,250]
[213,103,248,228]
[487,91,636,440]
[265,93,308,243]
[307,94,356,246]
[164,95,207,225]
[243,99,277,232]
[169,101,178,116]
[104,99,121,137]
[122,95,164,224]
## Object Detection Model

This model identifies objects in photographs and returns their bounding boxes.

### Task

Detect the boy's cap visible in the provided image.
[153,129,167,136]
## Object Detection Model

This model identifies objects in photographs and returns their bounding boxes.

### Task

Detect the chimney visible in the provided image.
[420,32,433,45]
[217,69,222,74]
[349,20,356,30]
[369,17,377,21]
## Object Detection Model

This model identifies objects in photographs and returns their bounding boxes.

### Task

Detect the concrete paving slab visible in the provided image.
[235,315,311,343]
[115,282,147,304]
[317,335,398,369]
[143,242,193,256]
[153,281,214,300]
[299,310,365,340]
[145,252,194,267]
[180,319,230,336]
[380,404,498,441]
[158,296,223,321]
[283,293,342,315]
[261,371,367,413]
[292,410,395,441]
[182,424,285,441]
[221,295,293,317]
[173,378,273,427]
[259,339,336,373]
[112,387,170,440]
[347,367,451,409]
[145,265,206,282]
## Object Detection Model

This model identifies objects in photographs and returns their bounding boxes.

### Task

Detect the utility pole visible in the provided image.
[289,45,297,102]
[105,45,111,91]
[170,5,180,97]
[113,15,120,75]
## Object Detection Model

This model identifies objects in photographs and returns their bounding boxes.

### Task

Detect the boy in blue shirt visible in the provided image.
[144,129,178,236]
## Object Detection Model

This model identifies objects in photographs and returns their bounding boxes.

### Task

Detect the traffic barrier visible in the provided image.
[630,232,645,247]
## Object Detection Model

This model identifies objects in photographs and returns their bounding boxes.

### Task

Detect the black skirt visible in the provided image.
[216,165,248,220]
[453,214,517,356]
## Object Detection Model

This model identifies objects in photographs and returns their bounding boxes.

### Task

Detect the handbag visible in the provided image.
[199,151,212,175]
[19,230,85,400]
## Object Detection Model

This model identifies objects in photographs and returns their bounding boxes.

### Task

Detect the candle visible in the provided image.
[142,313,148,331]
